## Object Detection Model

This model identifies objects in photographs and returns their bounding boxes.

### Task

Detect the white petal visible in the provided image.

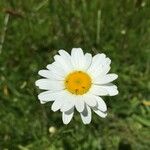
[51,100,62,112]
[53,61,67,75]
[89,84,108,96]
[94,74,118,84]
[46,90,74,112]
[38,90,65,102]
[54,91,75,112]
[38,91,54,103]
[71,48,85,69]
[98,83,119,96]
[83,53,92,70]
[100,66,111,76]
[94,96,107,112]
[87,54,112,78]
[84,94,97,107]
[46,62,66,79]
[103,57,111,66]
[80,105,91,124]
[61,101,74,112]
[62,107,74,124]
[87,53,106,73]
[35,79,64,90]
[58,49,70,58]
[93,108,107,118]
[93,63,111,79]
[58,50,73,71]
[75,97,85,112]
[38,69,59,80]
[60,96,75,112]
[54,55,72,73]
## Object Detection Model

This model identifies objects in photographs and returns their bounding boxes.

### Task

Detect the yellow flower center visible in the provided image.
[65,71,92,95]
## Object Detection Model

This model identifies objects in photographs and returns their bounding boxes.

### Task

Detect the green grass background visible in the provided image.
[0,0,150,149]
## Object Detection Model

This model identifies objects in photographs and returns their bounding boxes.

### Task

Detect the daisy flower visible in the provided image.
[35,48,118,124]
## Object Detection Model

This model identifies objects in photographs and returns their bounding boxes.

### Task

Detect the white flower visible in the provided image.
[35,48,118,124]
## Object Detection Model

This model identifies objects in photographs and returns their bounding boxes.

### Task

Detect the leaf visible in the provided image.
[132,115,150,127]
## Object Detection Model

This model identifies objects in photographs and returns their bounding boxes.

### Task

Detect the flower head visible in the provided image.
[35,48,118,124]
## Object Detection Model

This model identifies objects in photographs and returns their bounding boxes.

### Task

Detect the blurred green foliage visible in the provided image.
[0,0,150,149]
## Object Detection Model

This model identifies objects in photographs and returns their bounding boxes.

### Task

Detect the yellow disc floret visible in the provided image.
[65,71,92,95]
